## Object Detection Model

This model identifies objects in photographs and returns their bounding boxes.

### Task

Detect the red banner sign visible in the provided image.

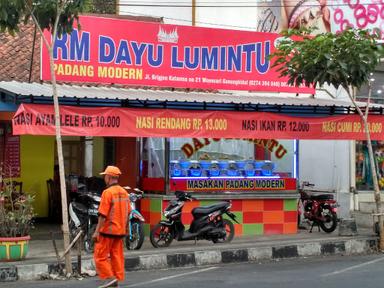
[41,15,314,94]
[12,103,384,140]
[170,177,297,192]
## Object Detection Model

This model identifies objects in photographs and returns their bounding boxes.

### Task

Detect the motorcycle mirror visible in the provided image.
[134,188,144,194]
[175,191,184,199]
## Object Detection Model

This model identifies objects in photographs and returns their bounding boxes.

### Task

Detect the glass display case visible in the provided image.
[140,137,297,193]
[169,159,277,178]
[140,137,299,238]
[168,138,297,192]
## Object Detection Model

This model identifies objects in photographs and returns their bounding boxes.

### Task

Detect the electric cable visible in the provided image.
[114,1,384,8]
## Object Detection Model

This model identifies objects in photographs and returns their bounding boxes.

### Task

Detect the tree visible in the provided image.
[84,0,116,14]
[0,0,87,274]
[272,28,384,249]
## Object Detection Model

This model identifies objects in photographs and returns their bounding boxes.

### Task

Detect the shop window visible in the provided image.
[140,138,166,178]
[140,138,166,193]
[356,140,384,190]
[62,140,84,175]
[355,67,384,190]
[104,137,115,167]
[140,137,296,193]
[0,122,20,178]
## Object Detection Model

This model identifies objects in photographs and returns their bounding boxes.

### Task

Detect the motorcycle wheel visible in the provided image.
[84,224,97,253]
[212,219,235,243]
[150,223,173,248]
[126,219,145,250]
[319,208,338,233]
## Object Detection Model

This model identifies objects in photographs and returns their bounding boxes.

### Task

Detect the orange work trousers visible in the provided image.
[94,235,125,281]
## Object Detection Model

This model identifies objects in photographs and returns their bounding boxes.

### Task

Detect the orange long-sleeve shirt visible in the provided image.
[98,184,130,237]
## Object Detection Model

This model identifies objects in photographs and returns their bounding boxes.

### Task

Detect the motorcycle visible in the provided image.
[68,192,100,253]
[69,186,146,252]
[298,181,339,233]
[123,186,145,250]
[150,191,238,248]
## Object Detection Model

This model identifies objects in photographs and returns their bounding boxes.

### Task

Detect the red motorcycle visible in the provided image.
[298,182,339,233]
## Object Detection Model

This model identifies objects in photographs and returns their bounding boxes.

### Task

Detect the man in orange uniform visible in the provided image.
[93,166,130,288]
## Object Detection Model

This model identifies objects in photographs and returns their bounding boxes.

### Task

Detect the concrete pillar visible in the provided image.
[350,140,358,211]
[84,136,93,177]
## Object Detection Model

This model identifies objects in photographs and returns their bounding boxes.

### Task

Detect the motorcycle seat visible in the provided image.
[192,202,229,217]
[310,194,334,200]
[71,202,88,214]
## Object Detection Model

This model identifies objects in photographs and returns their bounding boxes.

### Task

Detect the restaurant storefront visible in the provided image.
[6,93,384,236]
[2,15,384,236]
[140,136,298,236]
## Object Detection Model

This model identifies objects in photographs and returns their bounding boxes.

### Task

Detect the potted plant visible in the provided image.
[0,179,35,261]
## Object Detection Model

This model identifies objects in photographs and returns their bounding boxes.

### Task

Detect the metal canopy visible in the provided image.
[0,81,382,115]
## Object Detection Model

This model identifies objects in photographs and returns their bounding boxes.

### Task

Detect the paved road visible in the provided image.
[6,254,384,288]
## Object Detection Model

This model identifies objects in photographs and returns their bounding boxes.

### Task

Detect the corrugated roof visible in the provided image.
[0,81,374,109]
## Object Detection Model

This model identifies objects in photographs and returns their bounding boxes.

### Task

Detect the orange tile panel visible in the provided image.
[263,211,284,224]
[264,200,284,211]
[243,212,263,224]
[234,224,243,236]
[181,213,194,226]
[284,211,298,223]
[283,223,298,234]
[264,224,284,235]
[162,200,169,211]
[149,212,162,225]
[242,200,264,212]
[140,199,151,213]
[183,201,200,213]
[141,211,150,223]
[230,200,243,212]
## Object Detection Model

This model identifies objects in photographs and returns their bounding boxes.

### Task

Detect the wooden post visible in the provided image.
[192,0,196,26]
[30,9,72,272]
[60,230,83,260]
[48,46,72,274]
[48,2,73,276]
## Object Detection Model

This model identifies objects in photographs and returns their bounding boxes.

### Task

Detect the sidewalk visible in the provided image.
[0,223,379,282]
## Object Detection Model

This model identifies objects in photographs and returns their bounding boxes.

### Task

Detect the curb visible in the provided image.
[125,238,378,271]
[0,237,378,282]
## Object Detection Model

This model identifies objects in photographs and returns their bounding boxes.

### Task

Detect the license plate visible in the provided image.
[88,209,98,216]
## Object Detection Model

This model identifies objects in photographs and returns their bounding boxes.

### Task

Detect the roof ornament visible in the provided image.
[157,27,179,44]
